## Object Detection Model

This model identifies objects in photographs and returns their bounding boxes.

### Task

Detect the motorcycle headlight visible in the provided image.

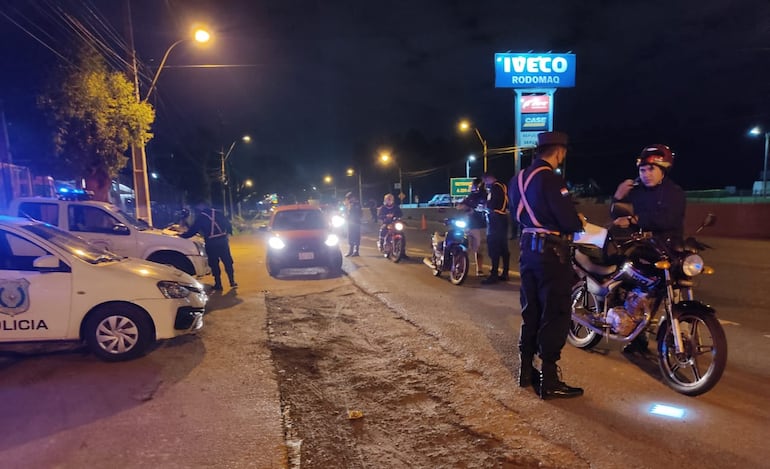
[268,236,286,250]
[682,254,704,276]
[157,281,191,299]
[325,234,340,246]
[331,215,345,228]
[394,222,404,231]
[454,219,467,229]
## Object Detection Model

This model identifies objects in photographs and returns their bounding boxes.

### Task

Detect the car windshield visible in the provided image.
[21,223,123,264]
[118,209,150,230]
[272,210,327,231]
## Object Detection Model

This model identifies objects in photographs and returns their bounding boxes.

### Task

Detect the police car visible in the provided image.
[0,216,207,361]
[7,196,209,277]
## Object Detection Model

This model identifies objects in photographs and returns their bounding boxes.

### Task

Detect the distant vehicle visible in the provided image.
[0,215,207,361]
[264,204,343,277]
[427,194,455,207]
[6,196,209,277]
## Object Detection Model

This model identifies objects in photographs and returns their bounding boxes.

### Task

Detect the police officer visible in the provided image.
[509,131,585,399]
[180,201,236,291]
[344,192,363,257]
[481,172,510,284]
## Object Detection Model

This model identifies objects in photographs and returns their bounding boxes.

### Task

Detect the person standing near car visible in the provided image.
[510,131,584,399]
[458,177,487,276]
[180,201,236,291]
[481,172,510,284]
[343,192,362,257]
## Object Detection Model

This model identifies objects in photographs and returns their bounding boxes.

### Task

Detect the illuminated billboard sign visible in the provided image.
[495,53,576,88]
[520,94,550,113]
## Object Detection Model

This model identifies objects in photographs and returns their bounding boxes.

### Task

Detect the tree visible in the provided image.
[39,46,154,201]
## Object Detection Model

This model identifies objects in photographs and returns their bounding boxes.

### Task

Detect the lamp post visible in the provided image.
[749,126,769,197]
[221,135,251,217]
[379,152,403,202]
[458,120,488,173]
[466,154,476,178]
[346,167,363,203]
[128,25,210,226]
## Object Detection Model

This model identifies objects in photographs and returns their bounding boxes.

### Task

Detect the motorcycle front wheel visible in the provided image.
[390,236,405,263]
[656,312,727,396]
[567,281,603,349]
[449,248,468,285]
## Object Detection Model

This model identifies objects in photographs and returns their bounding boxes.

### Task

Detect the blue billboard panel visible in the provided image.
[495,53,576,88]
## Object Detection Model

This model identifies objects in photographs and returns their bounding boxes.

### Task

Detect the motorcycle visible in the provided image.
[569,212,726,396]
[423,217,470,285]
[379,217,407,262]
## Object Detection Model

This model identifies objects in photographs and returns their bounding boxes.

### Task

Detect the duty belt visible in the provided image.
[521,229,572,253]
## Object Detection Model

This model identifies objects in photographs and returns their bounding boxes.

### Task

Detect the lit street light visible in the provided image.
[346,167,363,203]
[749,126,769,197]
[323,175,337,200]
[379,152,403,202]
[130,26,211,226]
[221,135,251,217]
[466,154,476,178]
[458,120,488,172]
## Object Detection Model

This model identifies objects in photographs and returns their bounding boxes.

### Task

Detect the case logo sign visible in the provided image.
[495,53,576,88]
[0,279,31,316]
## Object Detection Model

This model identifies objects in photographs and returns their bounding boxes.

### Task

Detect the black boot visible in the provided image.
[518,355,538,388]
[345,248,354,257]
[351,245,360,257]
[539,361,583,400]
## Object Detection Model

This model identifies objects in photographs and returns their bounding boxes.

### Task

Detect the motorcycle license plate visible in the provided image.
[298,252,315,260]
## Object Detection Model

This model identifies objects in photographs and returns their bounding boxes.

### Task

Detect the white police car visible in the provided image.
[0,216,207,361]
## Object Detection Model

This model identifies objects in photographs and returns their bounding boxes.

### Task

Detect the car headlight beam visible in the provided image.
[269,236,286,249]
[157,281,192,299]
[325,234,340,246]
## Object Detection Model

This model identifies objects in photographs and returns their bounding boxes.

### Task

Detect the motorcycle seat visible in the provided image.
[574,247,617,276]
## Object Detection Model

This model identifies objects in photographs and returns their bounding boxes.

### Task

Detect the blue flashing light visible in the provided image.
[649,404,686,419]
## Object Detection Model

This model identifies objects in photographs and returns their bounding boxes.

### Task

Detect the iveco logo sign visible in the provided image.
[494,53,576,89]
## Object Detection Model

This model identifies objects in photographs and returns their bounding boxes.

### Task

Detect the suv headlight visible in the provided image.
[269,236,286,249]
[158,281,192,299]
[682,254,704,276]
[325,234,339,246]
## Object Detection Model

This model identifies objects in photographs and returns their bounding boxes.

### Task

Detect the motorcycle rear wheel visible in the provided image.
[656,312,727,396]
[449,249,468,285]
[568,281,603,349]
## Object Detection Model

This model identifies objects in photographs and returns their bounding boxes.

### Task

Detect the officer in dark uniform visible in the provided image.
[481,172,510,284]
[509,131,585,399]
[180,202,236,291]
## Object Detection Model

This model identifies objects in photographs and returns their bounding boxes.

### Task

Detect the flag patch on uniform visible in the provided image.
[560,187,569,197]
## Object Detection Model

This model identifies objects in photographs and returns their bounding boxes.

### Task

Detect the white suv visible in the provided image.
[7,197,210,277]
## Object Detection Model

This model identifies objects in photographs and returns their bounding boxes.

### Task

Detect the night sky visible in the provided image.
[1,0,769,203]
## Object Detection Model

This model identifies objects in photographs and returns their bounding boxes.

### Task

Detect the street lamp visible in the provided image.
[466,154,476,178]
[379,152,403,202]
[221,135,251,217]
[458,120,488,173]
[130,27,211,226]
[323,175,337,200]
[346,167,363,203]
[749,126,769,197]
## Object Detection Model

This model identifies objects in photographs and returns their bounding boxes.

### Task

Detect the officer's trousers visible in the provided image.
[518,239,574,363]
[487,216,509,276]
[206,236,234,285]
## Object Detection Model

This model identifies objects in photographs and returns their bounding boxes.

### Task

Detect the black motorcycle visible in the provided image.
[569,213,727,396]
[423,217,470,285]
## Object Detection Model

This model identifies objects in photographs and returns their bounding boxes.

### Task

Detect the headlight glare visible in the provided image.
[268,236,286,249]
[325,234,340,246]
[682,254,704,276]
[331,215,345,228]
[454,219,467,229]
[158,281,191,299]
[394,222,404,231]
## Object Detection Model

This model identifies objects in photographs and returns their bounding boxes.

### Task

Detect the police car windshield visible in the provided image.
[118,210,150,230]
[22,223,122,264]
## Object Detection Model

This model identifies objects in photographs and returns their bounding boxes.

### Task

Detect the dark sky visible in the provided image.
[1,0,769,200]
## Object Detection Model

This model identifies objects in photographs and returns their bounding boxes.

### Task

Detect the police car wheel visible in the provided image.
[84,304,154,362]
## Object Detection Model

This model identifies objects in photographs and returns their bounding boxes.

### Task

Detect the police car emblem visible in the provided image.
[0,279,31,316]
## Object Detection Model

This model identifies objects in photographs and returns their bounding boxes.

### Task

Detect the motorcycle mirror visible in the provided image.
[695,213,717,233]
